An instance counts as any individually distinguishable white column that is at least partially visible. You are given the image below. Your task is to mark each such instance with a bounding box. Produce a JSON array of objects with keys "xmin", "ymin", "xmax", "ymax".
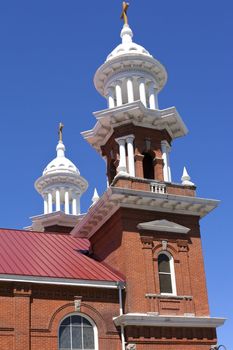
[
  {"xmin": 126, "ymin": 135, "xmax": 135, "ymax": 177},
  {"xmin": 107, "ymin": 87, "xmax": 115, "ymax": 108},
  {"xmin": 138, "ymin": 78, "xmax": 147, "ymax": 107},
  {"xmin": 48, "ymin": 192, "xmax": 53, "ymax": 214},
  {"xmin": 149, "ymin": 82, "xmax": 158, "ymax": 109},
  {"xmin": 167, "ymin": 147, "xmax": 172, "ymax": 182},
  {"xmin": 127, "ymin": 77, "xmax": 134, "ymax": 103},
  {"xmin": 116, "ymin": 138, "xmax": 127, "ymax": 174},
  {"xmin": 43, "ymin": 193, "xmax": 48, "ymax": 214},
  {"xmin": 72, "ymin": 194, "xmax": 80, "ymax": 215},
  {"xmin": 55, "ymin": 189, "xmax": 61, "ymax": 211},
  {"xmin": 161, "ymin": 140, "xmax": 172, "ymax": 182},
  {"xmin": 115, "ymin": 81, "xmax": 123, "ymax": 106},
  {"xmin": 64, "ymin": 190, "xmax": 70, "ymax": 214}
]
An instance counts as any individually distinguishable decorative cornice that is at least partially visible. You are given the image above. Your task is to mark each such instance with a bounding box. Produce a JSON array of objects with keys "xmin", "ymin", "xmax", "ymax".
[
  {"xmin": 81, "ymin": 101, "xmax": 188, "ymax": 154},
  {"xmin": 71, "ymin": 186, "xmax": 219, "ymax": 239},
  {"xmin": 26, "ymin": 211, "xmax": 85, "ymax": 232},
  {"xmin": 35, "ymin": 172, "xmax": 88, "ymax": 193},
  {"xmin": 113, "ymin": 313, "xmax": 226, "ymax": 328},
  {"xmin": 94, "ymin": 55, "xmax": 167, "ymax": 96}
]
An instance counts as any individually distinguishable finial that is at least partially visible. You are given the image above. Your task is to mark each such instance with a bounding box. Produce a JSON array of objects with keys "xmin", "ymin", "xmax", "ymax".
[
  {"xmin": 181, "ymin": 166, "xmax": 195, "ymax": 187},
  {"xmin": 58, "ymin": 122, "xmax": 64, "ymax": 142},
  {"xmin": 91, "ymin": 188, "xmax": 100, "ymax": 206},
  {"xmin": 120, "ymin": 2, "xmax": 130, "ymax": 25}
]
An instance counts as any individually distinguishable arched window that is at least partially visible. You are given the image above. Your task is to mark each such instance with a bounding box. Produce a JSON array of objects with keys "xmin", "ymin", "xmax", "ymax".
[
  {"xmin": 158, "ymin": 252, "xmax": 176, "ymax": 295},
  {"xmin": 143, "ymin": 152, "xmax": 154, "ymax": 179},
  {"xmin": 109, "ymin": 159, "xmax": 117, "ymax": 184},
  {"xmin": 59, "ymin": 314, "xmax": 98, "ymax": 350}
]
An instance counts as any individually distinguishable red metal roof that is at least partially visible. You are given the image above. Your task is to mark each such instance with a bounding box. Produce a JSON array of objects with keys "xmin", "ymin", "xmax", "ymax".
[{"xmin": 0, "ymin": 228, "xmax": 124, "ymax": 283}]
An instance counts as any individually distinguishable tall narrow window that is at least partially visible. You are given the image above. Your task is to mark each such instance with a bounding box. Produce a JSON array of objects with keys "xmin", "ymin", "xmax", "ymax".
[
  {"xmin": 109, "ymin": 159, "xmax": 117, "ymax": 184},
  {"xmin": 158, "ymin": 252, "xmax": 176, "ymax": 295},
  {"xmin": 143, "ymin": 152, "xmax": 154, "ymax": 179},
  {"xmin": 59, "ymin": 314, "xmax": 97, "ymax": 350}
]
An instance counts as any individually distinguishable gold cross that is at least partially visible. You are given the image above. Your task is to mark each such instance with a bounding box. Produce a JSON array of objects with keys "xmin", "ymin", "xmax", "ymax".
[
  {"xmin": 59, "ymin": 122, "xmax": 64, "ymax": 142},
  {"xmin": 120, "ymin": 2, "xmax": 130, "ymax": 25}
]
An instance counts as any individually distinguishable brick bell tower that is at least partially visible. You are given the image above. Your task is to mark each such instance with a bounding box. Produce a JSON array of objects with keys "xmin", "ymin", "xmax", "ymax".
[{"xmin": 72, "ymin": 5, "xmax": 225, "ymax": 349}]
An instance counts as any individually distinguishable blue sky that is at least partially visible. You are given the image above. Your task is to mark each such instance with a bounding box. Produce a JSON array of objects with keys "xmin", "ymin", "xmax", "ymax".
[{"xmin": 0, "ymin": 0, "xmax": 232, "ymax": 347}]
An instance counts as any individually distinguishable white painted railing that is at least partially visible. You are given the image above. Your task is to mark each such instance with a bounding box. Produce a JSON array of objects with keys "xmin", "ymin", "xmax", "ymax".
[{"xmin": 150, "ymin": 183, "xmax": 166, "ymax": 194}]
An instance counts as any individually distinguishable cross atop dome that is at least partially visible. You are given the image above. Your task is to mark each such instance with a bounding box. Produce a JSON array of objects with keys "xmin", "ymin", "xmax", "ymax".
[{"xmin": 120, "ymin": 2, "xmax": 130, "ymax": 25}]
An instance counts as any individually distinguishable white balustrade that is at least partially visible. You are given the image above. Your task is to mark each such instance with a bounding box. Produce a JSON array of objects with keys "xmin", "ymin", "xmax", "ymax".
[{"xmin": 150, "ymin": 183, "xmax": 166, "ymax": 194}]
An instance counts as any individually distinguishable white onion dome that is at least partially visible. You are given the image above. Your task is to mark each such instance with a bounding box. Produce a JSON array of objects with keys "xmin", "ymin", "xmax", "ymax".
[
  {"xmin": 107, "ymin": 25, "xmax": 151, "ymax": 60},
  {"xmin": 35, "ymin": 139, "xmax": 88, "ymax": 198},
  {"xmin": 43, "ymin": 141, "xmax": 79, "ymax": 176},
  {"xmin": 94, "ymin": 24, "xmax": 167, "ymax": 96}
]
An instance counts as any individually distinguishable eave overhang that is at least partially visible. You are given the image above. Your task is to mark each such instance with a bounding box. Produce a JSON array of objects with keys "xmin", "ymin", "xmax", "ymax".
[
  {"xmin": 26, "ymin": 211, "xmax": 84, "ymax": 232},
  {"xmin": 81, "ymin": 101, "xmax": 188, "ymax": 154},
  {"xmin": 71, "ymin": 186, "xmax": 219, "ymax": 239},
  {"xmin": 113, "ymin": 313, "xmax": 226, "ymax": 328},
  {"xmin": 0, "ymin": 274, "xmax": 124, "ymax": 289}
]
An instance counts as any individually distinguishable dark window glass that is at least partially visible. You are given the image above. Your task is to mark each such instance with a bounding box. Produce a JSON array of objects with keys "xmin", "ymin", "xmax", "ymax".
[
  {"xmin": 83, "ymin": 327, "xmax": 95, "ymax": 349},
  {"xmin": 159, "ymin": 273, "xmax": 173, "ymax": 293},
  {"xmin": 59, "ymin": 325, "xmax": 71, "ymax": 349},
  {"xmin": 143, "ymin": 152, "xmax": 154, "ymax": 179},
  {"xmin": 109, "ymin": 159, "xmax": 117, "ymax": 184},
  {"xmin": 59, "ymin": 315, "xmax": 95, "ymax": 350},
  {"xmin": 158, "ymin": 253, "xmax": 174, "ymax": 294},
  {"xmin": 158, "ymin": 254, "xmax": 170, "ymax": 273},
  {"xmin": 72, "ymin": 326, "xmax": 82, "ymax": 349},
  {"xmin": 71, "ymin": 315, "xmax": 82, "ymax": 326}
]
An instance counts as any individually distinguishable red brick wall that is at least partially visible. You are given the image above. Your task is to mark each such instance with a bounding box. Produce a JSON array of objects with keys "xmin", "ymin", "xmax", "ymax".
[
  {"xmin": 91, "ymin": 208, "xmax": 210, "ymax": 317},
  {"xmin": 0, "ymin": 283, "xmax": 122, "ymax": 350}
]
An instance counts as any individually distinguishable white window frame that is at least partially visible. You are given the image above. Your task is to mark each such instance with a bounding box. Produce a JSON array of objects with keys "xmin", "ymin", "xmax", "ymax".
[
  {"xmin": 58, "ymin": 312, "xmax": 99, "ymax": 350},
  {"xmin": 158, "ymin": 251, "xmax": 177, "ymax": 296}
]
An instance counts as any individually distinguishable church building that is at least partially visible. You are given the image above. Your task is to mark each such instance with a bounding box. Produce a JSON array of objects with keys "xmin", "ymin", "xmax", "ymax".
[{"xmin": 0, "ymin": 3, "xmax": 225, "ymax": 350}]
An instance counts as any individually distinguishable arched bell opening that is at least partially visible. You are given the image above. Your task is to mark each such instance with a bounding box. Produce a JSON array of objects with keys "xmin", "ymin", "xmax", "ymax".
[
  {"xmin": 142, "ymin": 152, "xmax": 155, "ymax": 180},
  {"xmin": 109, "ymin": 159, "xmax": 117, "ymax": 184}
]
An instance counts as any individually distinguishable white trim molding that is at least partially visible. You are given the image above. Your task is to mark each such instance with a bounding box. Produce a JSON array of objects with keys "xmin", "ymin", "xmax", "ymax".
[
  {"xmin": 71, "ymin": 186, "xmax": 219, "ymax": 239},
  {"xmin": 0, "ymin": 274, "xmax": 125, "ymax": 290},
  {"xmin": 158, "ymin": 251, "xmax": 177, "ymax": 296},
  {"xmin": 113, "ymin": 313, "xmax": 226, "ymax": 328},
  {"xmin": 137, "ymin": 219, "xmax": 190, "ymax": 234}
]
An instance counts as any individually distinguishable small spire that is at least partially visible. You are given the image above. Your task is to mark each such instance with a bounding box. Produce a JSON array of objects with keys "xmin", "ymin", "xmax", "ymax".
[
  {"xmin": 58, "ymin": 122, "xmax": 64, "ymax": 143},
  {"xmin": 92, "ymin": 188, "xmax": 99, "ymax": 205},
  {"xmin": 57, "ymin": 122, "xmax": 65, "ymax": 157},
  {"xmin": 120, "ymin": 2, "xmax": 130, "ymax": 25},
  {"xmin": 181, "ymin": 166, "xmax": 195, "ymax": 186}
]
